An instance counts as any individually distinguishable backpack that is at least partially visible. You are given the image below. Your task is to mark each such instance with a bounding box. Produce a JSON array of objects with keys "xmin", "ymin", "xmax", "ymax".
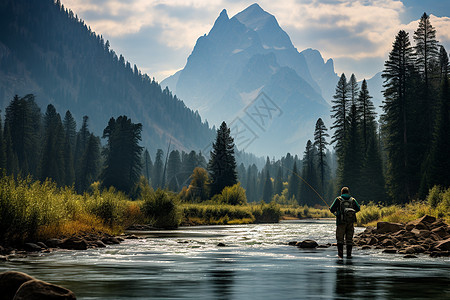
[{"xmin": 339, "ymin": 196, "xmax": 356, "ymax": 223}]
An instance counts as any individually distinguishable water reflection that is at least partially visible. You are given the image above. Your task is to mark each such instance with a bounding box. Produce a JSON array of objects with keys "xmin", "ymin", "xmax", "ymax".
[{"xmin": 0, "ymin": 221, "xmax": 448, "ymax": 299}]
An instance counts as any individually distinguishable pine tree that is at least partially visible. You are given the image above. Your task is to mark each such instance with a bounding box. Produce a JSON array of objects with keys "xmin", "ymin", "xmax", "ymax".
[
  {"xmin": 274, "ymin": 166, "xmax": 283, "ymax": 196},
  {"xmin": 331, "ymin": 74, "xmax": 350, "ymax": 157},
  {"xmin": 101, "ymin": 116, "xmax": 143, "ymax": 195},
  {"xmin": 313, "ymin": 118, "xmax": 329, "ymax": 195},
  {"xmin": 0, "ymin": 113, "xmax": 6, "ymax": 171},
  {"xmin": 143, "ymin": 148, "xmax": 153, "ymax": 184},
  {"xmin": 356, "ymin": 79, "xmax": 376, "ymax": 152},
  {"xmin": 4, "ymin": 122, "xmax": 18, "ymax": 175},
  {"xmin": 153, "ymin": 149, "xmax": 164, "ymax": 189},
  {"xmin": 245, "ymin": 164, "xmax": 258, "ymax": 202},
  {"xmin": 340, "ymin": 105, "xmax": 363, "ymax": 194},
  {"xmin": 288, "ymin": 161, "xmax": 300, "ymax": 202},
  {"xmin": 299, "ymin": 140, "xmax": 318, "ymax": 206},
  {"xmin": 349, "ymin": 73, "xmax": 359, "ymax": 106},
  {"xmin": 414, "ymin": 13, "xmax": 439, "ymax": 94},
  {"xmin": 77, "ymin": 133, "xmax": 100, "ymax": 192},
  {"xmin": 167, "ymin": 150, "xmax": 182, "ymax": 191},
  {"xmin": 39, "ymin": 104, "xmax": 65, "ymax": 185},
  {"xmin": 382, "ymin": 30, "xmax": 415, "ymax": 202},
  {"xmin": 421, "ymin": 46, "xmax": 450, "ymax": 192},
  {"xmin": 262, "ymin": 169, "xmax": 273, "ymax": 203},
  {"xmin": 208, "ymin": 121, "xmax": 237, "ymax": 196},
  {"xmin": 63, "ymin": 111, "xmax": 76, "ymax": 187}
]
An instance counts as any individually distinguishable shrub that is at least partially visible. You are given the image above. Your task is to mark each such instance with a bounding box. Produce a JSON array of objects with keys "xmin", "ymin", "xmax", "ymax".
[
  {"xmin": 252, "ymin": 201, "xmax": 281, "ymax": 223},
  {"xmin": 427, "ymin": 185, "xmax": 443, "ymax": 208},
  {"xmin": 141, "ymin": 189, "xmax": 181, "ymax": 228},
  {"xmin": 220, "ymin": 183, "xmax": 247, "ymax": 205}
]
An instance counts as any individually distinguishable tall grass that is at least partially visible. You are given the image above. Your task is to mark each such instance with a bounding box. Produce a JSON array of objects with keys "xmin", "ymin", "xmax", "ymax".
[{"xmin": 0, "ymin": 175, "xmax": 143, "ymax": 244}]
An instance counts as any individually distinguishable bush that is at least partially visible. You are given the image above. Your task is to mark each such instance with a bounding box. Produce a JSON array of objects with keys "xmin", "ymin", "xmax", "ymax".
[
  {"xmin": 252, "ymin": 201, "xmax": 281, "ymax": 223},
  {"xmin": 427, "ymin": 185, "xmax": 443, "ymax": 208},
  {"xmin": 141, "ymin": 189, "xmax": 181, "ymax": 228},
  {"xmin": 219, "ymin": 183, "xmax": 247, "ymax": 205}
]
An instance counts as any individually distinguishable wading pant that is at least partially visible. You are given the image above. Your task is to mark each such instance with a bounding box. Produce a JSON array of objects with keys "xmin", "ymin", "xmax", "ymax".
[{"xmin": 336, "ymin": 222, "xmax": 354, "ymax": 245}]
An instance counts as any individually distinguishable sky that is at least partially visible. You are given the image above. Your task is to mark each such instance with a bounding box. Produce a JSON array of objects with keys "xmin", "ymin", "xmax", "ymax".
[{"xmin": 62, "ymin": 0, "xmax": 450, "ymax": 83}]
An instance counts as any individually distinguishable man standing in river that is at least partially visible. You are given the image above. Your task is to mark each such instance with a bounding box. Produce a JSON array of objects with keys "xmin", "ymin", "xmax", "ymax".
[{"xmin": 330, "ymin": 187, "xmax": 360, "ymax": 259}]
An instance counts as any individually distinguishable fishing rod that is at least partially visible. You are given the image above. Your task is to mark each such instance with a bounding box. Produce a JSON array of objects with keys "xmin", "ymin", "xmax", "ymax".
[{"xmin": 280, "ymin": 165, "xmax": 330, "ymax": 209}]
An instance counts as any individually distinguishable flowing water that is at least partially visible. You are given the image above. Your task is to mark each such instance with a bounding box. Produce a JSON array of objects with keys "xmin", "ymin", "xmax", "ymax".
[{"xmin": 1, "ymin": 220, "xmax": 449, "ymax": 299}]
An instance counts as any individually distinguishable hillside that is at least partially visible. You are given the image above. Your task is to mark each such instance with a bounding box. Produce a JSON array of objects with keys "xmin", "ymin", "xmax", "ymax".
[{"xmin": 0, "ymin": 0, "xmax": 215, "ymax": 152}]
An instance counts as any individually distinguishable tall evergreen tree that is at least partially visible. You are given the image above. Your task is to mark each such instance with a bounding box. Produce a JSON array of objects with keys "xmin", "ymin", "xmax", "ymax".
[
  {"xmin": 152, "ymin": 149, "xmax": 164, "ymax": 188},
  {"xmin": 0, "ymin": 113, "xmax": 6, "ymax": 171},
  {"xmin": 143, "ymin": 148, "xmax": 153, "ymax": 184},
  {"xmin": 313, "ymin": 118, "xmax": 329, "ymax": 195},
  {"xmin": 208, "ymin": 121, "xmax": 237, "ymax": 196},
  {"xmin": 287, "ymin": 161, "xmax": 300, "ymax": 202},
  {"xmin": 62, "ymin": 111, "xmax": 76, "ymax": 187},
  {"xmin": 39, "ymin": 104, "xmax": 65, "ymax": 185},
  {"xmin": 274, "ymin": 166, "xmax": 284, "ymax": 196},
  {"xmin": 167, "ymin": 150, "xmax": 182, "ymax": 191},
  {"xmin": 101, "ymin": 116, "xmax": 143, "ymax": 195},
  {"xmin": 382, "ymin": 30, "xmax": 415, "ymax": 202},
  {"xmin": 76, "ymin": 133, "xmax": 100, "ymax": 192},
  {"xmin": 4, "ymin": 94, "xmax": 41, "ymax": 176},
  {"xmin": 299, "ymin": 140, "xmax": 318, "ymax": 206},
  {"xmin": 63, "ymin": 110, "xmax": 77, "ymax": 151},
  {"xmin": 331, "ymin": 74, "xmax": 350, "ymax": 157},
  {"xmin": 245, "ymin": 164, "xmax": 258, "ymax": 202},
  {"xmin": 262, "ymin": 169, "xmax": 273, "ymax": 203},
  {"xmin": 356, "ymin": 79, "xmax": 376, "ymax": 152},
  {"xmin": 340, "ymin": 105, "xmax": 363, "ymax": 193},
  {"xmin": 349, "ymin": 73, "xmax": 359, "ymax": 106},
  {"xmin": 3, "ymin": 122, "xmax": 18, "ymax": 175},
  {"xmin": 421, "ymin": 46, "xmax": 450, "ymax": 192}
]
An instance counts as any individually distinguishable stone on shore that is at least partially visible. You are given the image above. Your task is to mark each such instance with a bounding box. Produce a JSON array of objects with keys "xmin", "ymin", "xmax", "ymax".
[
  {"xmin": 60, "ymin": 237, "xmax": 88, "ymax": 250},
  {"xmin": 435, "ymin": 238, "xmax": 450, "ymax": 251},
  {"xmin": 297, "ymin": 240, "xmax": 318, "ymax": 248},
  {"xmin": 24, "ymin": 243, "xmax": 42, "ymax": 252},
  {"xmin": 45, "ymin": 238, "xmax": 63, "ymax": 248},
  {"xmin": 0, "ymin": 271, "xmax": 35, "ymax": 300},
  {"xmin": 13, "ymin": 279, "xmax": 76, "ymax": 300},
  {"xmin": 376, "ymin": 222, "xmax": 403, "ymax": 234}
]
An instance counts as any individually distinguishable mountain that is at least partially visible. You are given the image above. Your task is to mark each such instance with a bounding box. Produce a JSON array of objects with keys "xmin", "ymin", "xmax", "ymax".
[
  {"xmin": 162, "ymin": 4, "xmax": 333, "ymax": 156},
  {"xmin": 0, "ymin": 0, "xmax": 215, "ymax": 153}
]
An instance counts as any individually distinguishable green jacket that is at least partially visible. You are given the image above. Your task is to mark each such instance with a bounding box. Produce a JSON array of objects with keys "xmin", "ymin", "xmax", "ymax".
[{"xmin": 330, "ymin": 194, "xmax": 360, "ymax": 225}]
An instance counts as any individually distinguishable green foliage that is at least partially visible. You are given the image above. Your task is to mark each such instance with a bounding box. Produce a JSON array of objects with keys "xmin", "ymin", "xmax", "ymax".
[
  {"xmin": 141, "ymin": 189, "xmax": 181, "ymax": 228},
  {"xmin": 181, "ymin": 203, "xmax": 254, "ymax": 225},
  {"xmin": 208, "ymin": 121, "xmax": 238, "ymax": 196},
  {"xmin": 427, "ymin": 185, "xmax": 443, "ymax": 208},
  {"xmin": 252, "ymin": 201, "xmax": 281, "ymax": 223},
  {"xmin": 214, "ymin": 183, "xmax": 247, "ymax": 205},
  {"xmin": 101, "ymin": 116, "xmax": 143, "ymax": 195}
]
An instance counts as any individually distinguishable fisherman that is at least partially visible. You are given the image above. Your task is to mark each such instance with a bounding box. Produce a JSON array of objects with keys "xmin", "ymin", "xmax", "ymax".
[{"xmin": 330, "ymin": 187, "xmax": 360, "ymax": 259}]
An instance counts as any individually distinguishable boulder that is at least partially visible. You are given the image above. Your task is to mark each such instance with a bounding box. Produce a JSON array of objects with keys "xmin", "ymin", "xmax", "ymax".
[
  {"xmin": 297, "ymin": 240, "xmax": 318, "ymax": 248},
  {"xmin": 431, "ymin": 226, "xmax": 449, "ymax": 239},
  {"xmin": 367, "ymin": 237, "xmax": 378, "ymax": 245},
  {"xmin": 435, "ymin": 238, "xmax": 450, "ymax": 251},
  {"xmin": 13, "ymin": 279, "xmax": 76, "ymax": 300},
  {"xmin": 45, "ymin": 239, "xmax": 63, "ymax": 248},
  {"xmin": 407, "ymin": 215, "xmax": 436, "ymax": 226},
  {"xmin": 382, "ymin": 248, "xmax": 397, "ymax": 254},
  {"xmin": 36, "ymin": 242, "xmax": 48, "ymax": 249},
  {"xmin": 126, "ymin": 235, "xmax": 139, "ymax": 239},
  {"xmin": 381, "ymin": 239, "xmax": 395, "ymax": 247},
  {"xmin": 0, "ymin": 271, "xmax": 35, "ymax": 300},
  {"xmin": 361, "ymin": 245, "xmax": 372, "ymax": 250},
  {"xmin": 317, "ymin": 244, "xmax": 331, "ymax": 248},
  {"xmin": 377, "ymin": 222, "xmax": 403, "ymax": 234},
  {"xmin": 24, "ymin": 243, "xmax": 42, "ymax": 252},
  {"xmin": 414, "ymin": 222, "xmax": 430, "ymax": 231},
  {"xmin": 288, "ymin": 241, "xmax": 297, "ymax": 246},
  {"xmin": 405, "ymin": 224, "xmax": 414, "ymax": 231},
  {"xmin": 93, "ymin": 240, "xmax": 106, "ymax": 248},
  {"xmin": 403, "ymin": 254, "xmax": 417, "ymax": 258},
  {"xmin": 101, "ymin": 237, "xmax": 120, "ymax": 245},
  {"xmin": 404, "ymin": 245, "xmax": 426, "ymax": 254},
  {"xmin": 429, "ymin": 220, "xmax": 446, "ymax": 229},
  {"xmin": 60, "ymin": 238, "xmax": 88, "ymax": 250},
  {"xmin": 217, "ymin": 243, "xmax": 226, "ymax": 247}
]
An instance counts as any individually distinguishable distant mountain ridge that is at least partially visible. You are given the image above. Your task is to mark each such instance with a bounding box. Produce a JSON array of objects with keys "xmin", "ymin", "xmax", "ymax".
[
  {"xmin": 162, "ymin": 3, "xmax": 340, "ymax": 156},
  {"xmin": 0, "ymin": 0, "xmax": 215, "ymax": 153}
]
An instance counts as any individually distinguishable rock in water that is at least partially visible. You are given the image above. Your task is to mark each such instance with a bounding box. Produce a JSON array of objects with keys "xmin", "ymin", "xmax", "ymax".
[
  {"xmin": 13, "ymin": 279, "xmax": 76, "ymax": 300},
  {"xmin": 297, "ymin": 240, "xmax": 318, "ymax": 248},
  {"xmin": 60, "ymin": 238, "xmax": 88, "ymax": 250},
  {"xmin": 0, "ymin": 271, "xmax": 34, "ymax": 300}
]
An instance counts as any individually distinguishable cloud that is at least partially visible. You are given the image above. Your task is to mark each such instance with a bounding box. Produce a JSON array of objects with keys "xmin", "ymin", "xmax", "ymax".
[{"xmin": 61, "ymin": 0, "xmax": 450, "ymax": 81}]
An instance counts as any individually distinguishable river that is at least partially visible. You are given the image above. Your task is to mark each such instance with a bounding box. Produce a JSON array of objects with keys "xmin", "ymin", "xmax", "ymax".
[{"xmin": 1, "ymin": 220, "xmax": 449, "ymax": 299}]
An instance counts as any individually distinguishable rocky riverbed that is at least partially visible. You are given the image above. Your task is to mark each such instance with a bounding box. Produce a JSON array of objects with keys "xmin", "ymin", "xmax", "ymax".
[
  {"xmin": 354, "ymin": 215, "xmax": 450, "ymax": 258},
  {"xmin": 0, "ymin": 231, "xmax": 142, "ymax": 262}
]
